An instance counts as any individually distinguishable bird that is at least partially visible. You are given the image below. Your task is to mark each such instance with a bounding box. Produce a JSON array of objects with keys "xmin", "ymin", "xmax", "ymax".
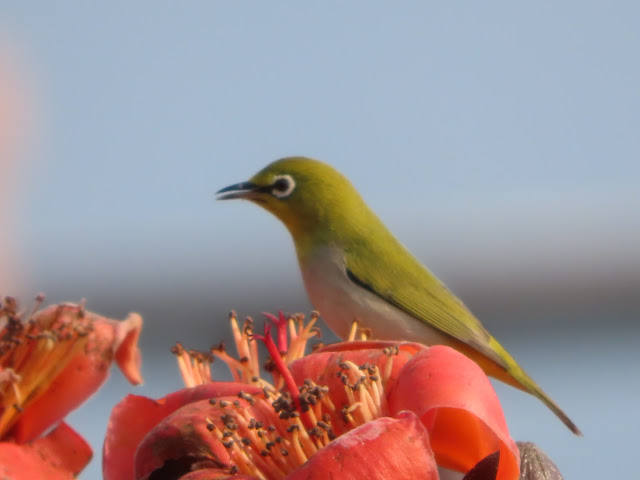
[{"xmin": 216, "ymin": 156, "xmax": 581, "ymax": 435}]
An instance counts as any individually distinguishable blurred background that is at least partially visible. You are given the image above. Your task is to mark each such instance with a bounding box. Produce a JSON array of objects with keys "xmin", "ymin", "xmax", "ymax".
[{"xmin": 1, "ymin": 2, "xmax": 639, "ymax": 479}]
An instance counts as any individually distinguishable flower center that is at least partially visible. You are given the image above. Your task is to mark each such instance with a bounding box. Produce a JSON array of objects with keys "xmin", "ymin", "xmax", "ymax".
[{"xmin": 173, "ymin": 312, "xmax": 396, "ymax": 479}]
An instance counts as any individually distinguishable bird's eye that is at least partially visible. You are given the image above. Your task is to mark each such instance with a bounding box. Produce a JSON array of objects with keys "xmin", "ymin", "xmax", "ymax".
[{"xmin": 270, "ymin": 175, "xmax": 295, "ymax": 198}]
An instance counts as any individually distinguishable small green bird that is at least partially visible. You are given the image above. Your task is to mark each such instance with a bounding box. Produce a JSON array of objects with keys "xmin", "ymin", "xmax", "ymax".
[{"xmin": 217, "ymin": 156, "xmax": 581, "ymax": 435}]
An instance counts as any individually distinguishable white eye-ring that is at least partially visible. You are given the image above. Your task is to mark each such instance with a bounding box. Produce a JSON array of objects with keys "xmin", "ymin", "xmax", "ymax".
[{"xmin": 271, "ymin": 174, "xmax": 296, "ymax": 198}]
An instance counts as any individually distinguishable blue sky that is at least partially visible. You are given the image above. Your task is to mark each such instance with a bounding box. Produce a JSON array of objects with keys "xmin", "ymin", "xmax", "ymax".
[
  {"xmin": 2, "ymin": 3, "xmax": 639, "ymax": 479},
  {"xmin": 2, "ymin": 3, "xmax": 637, "ymax": 294}
]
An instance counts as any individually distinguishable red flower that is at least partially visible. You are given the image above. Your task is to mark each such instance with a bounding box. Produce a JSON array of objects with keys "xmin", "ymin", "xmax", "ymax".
[
  {"xmin": 0, "ymin": 298, "xmax": 143, "ymax": 479},
  {"xmin": 104, "ymin": 313, "xmax": 519, "ymax": 480},
  {"xmin": 291, "ymin": 341, "xmax": 519, "ymax": 480}
]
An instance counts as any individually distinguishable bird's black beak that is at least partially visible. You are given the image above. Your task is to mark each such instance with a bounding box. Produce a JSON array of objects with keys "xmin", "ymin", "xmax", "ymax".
[{"xmin": 215, "ymin": 181, "xmax": 261, "ymax": 200}]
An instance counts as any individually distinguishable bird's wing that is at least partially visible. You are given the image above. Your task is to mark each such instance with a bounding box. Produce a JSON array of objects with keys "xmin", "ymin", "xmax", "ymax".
[{"xmin": 344, "ymin": 248, "xmax": 508, "ymax": 369}]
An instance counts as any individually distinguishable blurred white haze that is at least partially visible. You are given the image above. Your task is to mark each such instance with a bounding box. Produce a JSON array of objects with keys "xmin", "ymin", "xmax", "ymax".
[{"xmin": 1, "ymin": 3, "xmax": 639, "ymax": 479}]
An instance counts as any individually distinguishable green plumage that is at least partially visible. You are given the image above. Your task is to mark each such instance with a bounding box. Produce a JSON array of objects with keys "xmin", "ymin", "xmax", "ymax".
[{"xmin": 217, "ymin": 156, "xmax": 581, "ymax": 435}]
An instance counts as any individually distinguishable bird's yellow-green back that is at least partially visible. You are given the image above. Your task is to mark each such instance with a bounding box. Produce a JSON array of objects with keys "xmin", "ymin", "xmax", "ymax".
[{"xmin": 246, "ymin": 157, "xmax": 509, "ymax": 366}]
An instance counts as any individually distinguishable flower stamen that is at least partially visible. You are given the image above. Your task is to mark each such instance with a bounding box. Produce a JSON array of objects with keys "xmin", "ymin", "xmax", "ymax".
[
  {"xmin": 0, "ymin": 300, "xmax": 93, "ymax": 436},
  {"xmin": 172, "ymin": 312, "xmax": 400, "ymax": 479},
  {"xmin": 347, "ymin": 319, "xmax": 359, "ymax": 342}
]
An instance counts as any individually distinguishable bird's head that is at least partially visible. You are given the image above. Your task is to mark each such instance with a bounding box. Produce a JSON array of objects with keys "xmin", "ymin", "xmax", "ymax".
[{"xmin": 217, "ymin": 157, "xmax": 366, "ymax": 240}]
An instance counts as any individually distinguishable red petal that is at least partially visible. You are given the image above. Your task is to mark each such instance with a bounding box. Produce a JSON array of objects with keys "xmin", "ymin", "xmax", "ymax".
[
  {"xmin": 0, "ymin": 422, "xmax": 92, "ymax": 480},
  {"xmin": 286, "ymin": 411, "xmax": 438, "ymax": 480},
  {"xmin": 29, "ymin": 421, "xmax": 93, "ymax": 475},
  {"xmin": 134, "ymin": 399, "xmax": 232, "ymax": 480},
  {"xmin": 103, "ymin": 383, "xmax": 260, "ymax": 480},
  {"xmin": 388, "ymin": 346, "xmax": 520, "ymax": 480},
  {"xmin": 10, "ymin": 310, "xmax": 144, "ymax": 443},
  {"xmin": 113, "ymin": 313, "xmax": 144, "ymax": 385}
]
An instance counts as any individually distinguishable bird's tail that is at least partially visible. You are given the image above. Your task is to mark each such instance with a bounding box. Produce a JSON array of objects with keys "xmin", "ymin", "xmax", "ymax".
[{"xmin": 485, "ymin": 337, "xmax": 583, "ymax": 436}]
